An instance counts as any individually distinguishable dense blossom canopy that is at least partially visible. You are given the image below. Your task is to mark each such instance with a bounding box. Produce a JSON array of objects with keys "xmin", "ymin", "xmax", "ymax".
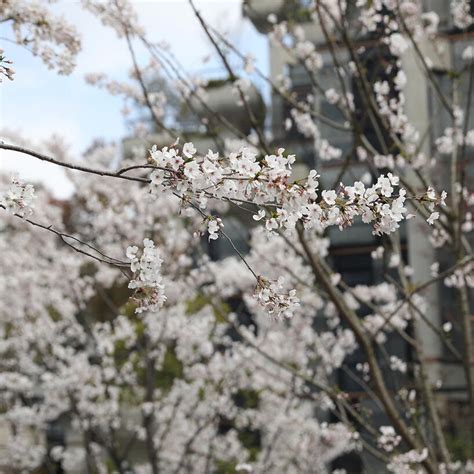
[{"xmin": 1, "ymin": 0, "xmax": 474, "ymax": 473}]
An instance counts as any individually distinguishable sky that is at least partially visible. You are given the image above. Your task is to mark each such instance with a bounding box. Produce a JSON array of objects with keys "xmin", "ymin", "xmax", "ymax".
[{"xmin": 0, "ymin": 0, "xmax": 269, "ymax": 198}]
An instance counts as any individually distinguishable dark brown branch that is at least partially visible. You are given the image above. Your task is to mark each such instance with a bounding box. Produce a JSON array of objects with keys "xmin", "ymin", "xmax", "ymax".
[
  {"xmin": 0, "ymin": 143, "xmax": 151, "ymax": 184},
  {"xmin": 1, "ymin": 204, "xmax": 130, "ymax": 269}
]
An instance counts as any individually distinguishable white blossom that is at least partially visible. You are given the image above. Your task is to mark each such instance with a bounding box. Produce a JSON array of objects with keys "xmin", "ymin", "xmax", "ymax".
[
  {"xmin": 0, "ymin": 177, "xmax": 36, "ymax": 217},
  {"xmin": 378, "ymin": 426, "xmax": 401, "ymax": 452},
  {"xmin": 127, "ymin": 238, "xmax": 166, "ymax": 313}
]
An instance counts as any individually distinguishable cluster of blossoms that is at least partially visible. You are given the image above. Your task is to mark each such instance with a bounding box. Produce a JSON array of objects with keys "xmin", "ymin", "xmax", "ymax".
[
  {"xmin": 0, "ymin": 177, "xmax": 36, "ymax": 217},
  {"xmin": 425, "ymin": 186, "xmax": 447, "ymax": 226},
  {"xmin": 255, "ymin": 276, "xmax": 300, "ymax": 319},
  {"xmin": 444, "ymin": 261, "xmax": 474, "ymax": 289},
  {"xmin": 389, "ymin": 355, "xmax": 408, "ymax": 373},
  {"xmin": 342, "ymin": 282, "xmax": 423, "ymax": 344},
  {"xmin": 387, "ymin": 448, "xmax": 429, "ymax": 473},
  {"xmin": 372, "ymin": 73, "xmax": 421, "ymax": 154},
  {"xmin": 377, "ymin": 426, "xmax": 402, "ymax": 453},
  {"xmin": 358, "ymin": 0, "xmax": 442, "ymax": 41},
  {"xmin": 148, "ymin": 143, "xmax": 443, "ymax": 240},
  {"xmin": 207, "ymin": 216, "xmax": 224, "ymax": 241},
  {"xmin": 143, "ymin": 142, "xmax": 448, "ymax": 319},
  {"xmin": 81, "ymin": 0, "xmax": 145, "ymax": 38},
  {"xmin": 126, "ymin": 238, "xmax": 166, "ymax": 312},
  {"xmin": 1, "ymin": 0, "xmax": 81, "ymax": 75},
  {"xmin": 436, "ymin": 127, "xmax": 474, "ymax": 155},
  {"xmin": 85, "ymin": 72, "xmax": 143, "ymax": 102},
  {"xmin": 451, "ymin": 0, "xmax": 473, "ymax": 29}
]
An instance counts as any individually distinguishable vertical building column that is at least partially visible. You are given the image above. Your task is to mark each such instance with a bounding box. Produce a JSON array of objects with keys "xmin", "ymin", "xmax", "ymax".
[{"xmin": 401, "ymin": 37, "xmax": 451, "ymax": 384}]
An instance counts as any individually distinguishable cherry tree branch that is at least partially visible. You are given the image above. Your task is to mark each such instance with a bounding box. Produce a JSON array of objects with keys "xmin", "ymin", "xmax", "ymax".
[{"xmin": 0, "ymin": 143, "xmax": 151, "ymax": 184}]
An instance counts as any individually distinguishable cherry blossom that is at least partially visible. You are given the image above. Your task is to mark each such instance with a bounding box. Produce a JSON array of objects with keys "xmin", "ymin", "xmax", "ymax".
[
  {"xmin": 0, "ymin": 177, "xmax": 36, "ymax": 217},
  {"xmin": 127, "ymin": 238, "xmax": 167, "ymax": 313}
]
